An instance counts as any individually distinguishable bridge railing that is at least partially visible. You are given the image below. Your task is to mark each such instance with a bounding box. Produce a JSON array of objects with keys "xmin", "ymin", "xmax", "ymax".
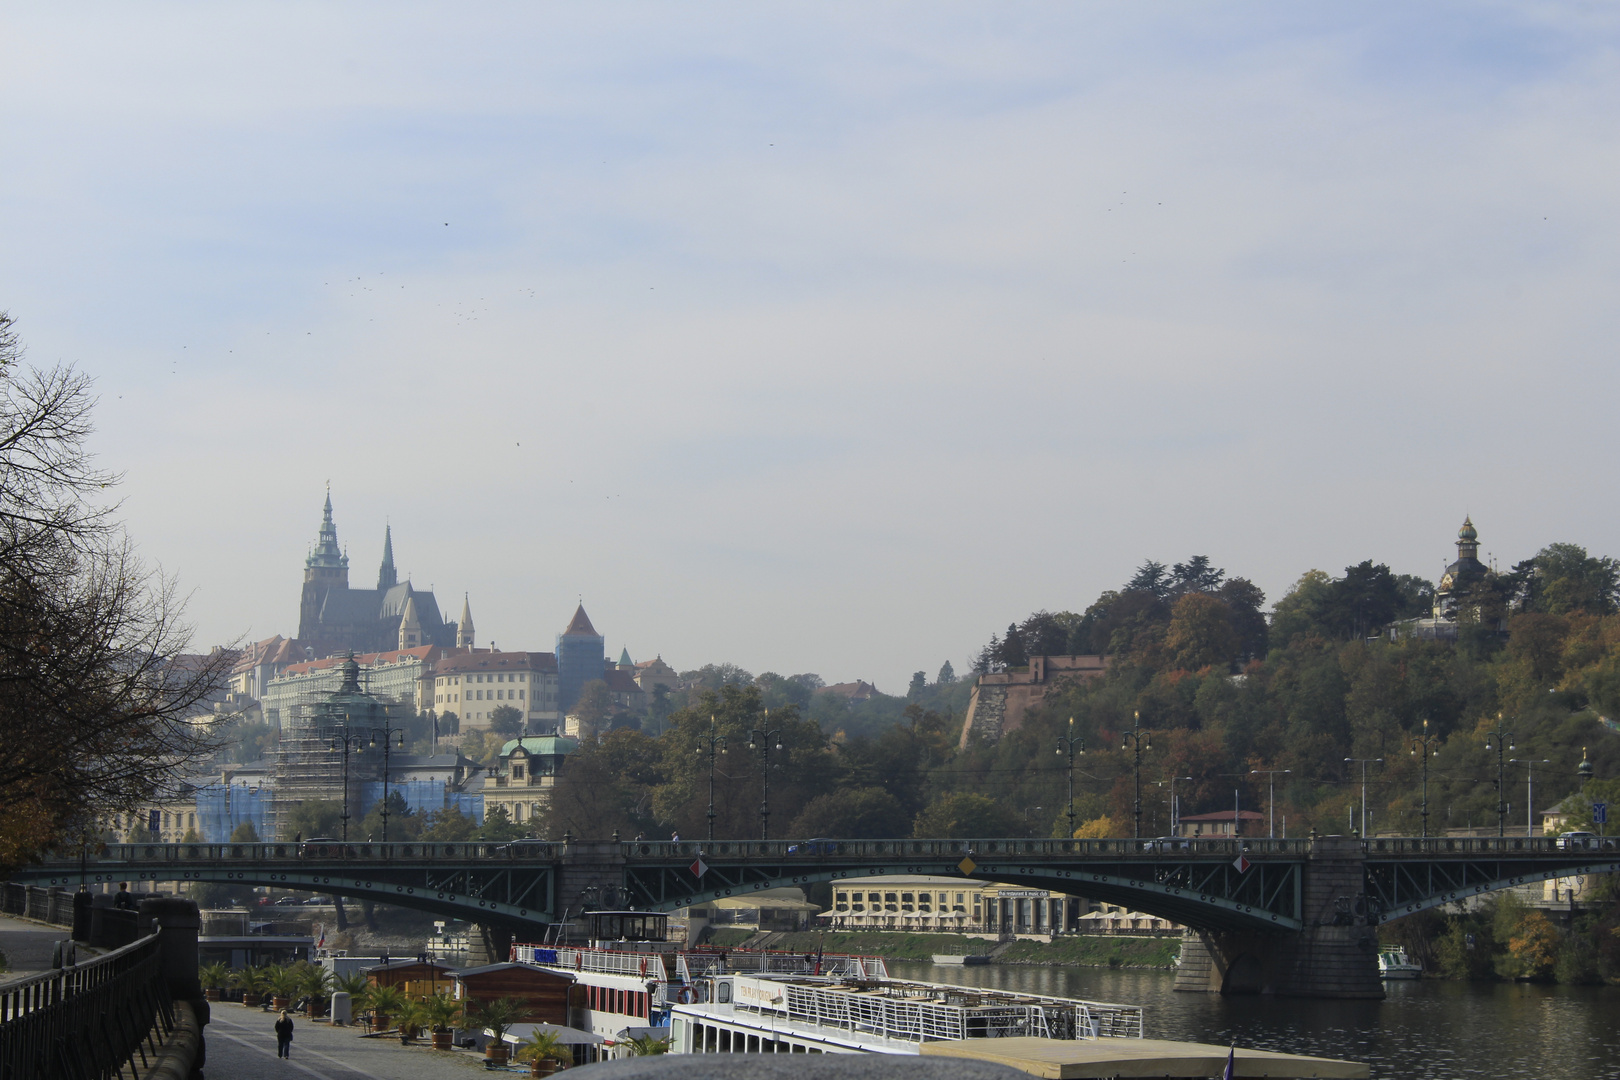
[
  {"xmin": 1365, "ymin": 836, "xmax": 1620, "ymax": 856},
  {"xmin": 618, "ymin": 837, "xmax": 1312, "ymax": 859},
  {"xmin": 80, "ymin": 840, "xmax": 567, "ymax": 863}
]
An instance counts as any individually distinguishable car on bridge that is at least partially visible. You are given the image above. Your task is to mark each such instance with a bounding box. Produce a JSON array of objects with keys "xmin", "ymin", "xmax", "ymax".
[
  {"xmin": 787, "ymin": 839, "xmax": 839, "ymax": 855},
  {"xmin": 1557, "ymin": 831, "xmax": 1601, "ymax": 850}
]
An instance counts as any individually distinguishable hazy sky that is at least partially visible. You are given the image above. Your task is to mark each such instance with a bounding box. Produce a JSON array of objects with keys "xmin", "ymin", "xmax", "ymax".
[{"xmin": 3, "ymin": 4, "xmax": 1617, "ymax": 692}]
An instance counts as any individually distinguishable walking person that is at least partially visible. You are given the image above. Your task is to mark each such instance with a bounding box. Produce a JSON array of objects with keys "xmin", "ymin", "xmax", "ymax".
[{"xmin": 274, "ymin": 1010, "xmax": 294, "ymax": 1058}]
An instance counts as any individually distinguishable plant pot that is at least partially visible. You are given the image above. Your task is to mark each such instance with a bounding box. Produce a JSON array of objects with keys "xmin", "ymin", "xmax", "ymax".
[
  {"xmin": 431, "ymin": 1031, "xmax": 453, "ymax": 1050},
  {"xmin": 373, "ymin": 1014, "xmax": 391, "ymax": 1031},
  {"xmin": 530, "ymin": 1059, "xmax": 559, "ymax": 1076},
  {"xmin": 307, "ymin": 1002, "xmax": 325, "ymax": 1019},
  {"xmin": 487, "ymin": 1043, "xmax": 512, "ymax": 1065},
  {"xmin": 204, "ymin": 989, "xmax": 221, "ymax": 1001},
  {"xmin": 271, "ymin": 996, "xmax": 290, "ymax": 1011}
]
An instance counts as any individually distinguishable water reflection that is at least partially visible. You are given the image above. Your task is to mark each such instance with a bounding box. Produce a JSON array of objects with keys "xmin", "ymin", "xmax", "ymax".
[{"xmin": 888, "ymin": 961, "xmax": 1620, "ymax": 1079}]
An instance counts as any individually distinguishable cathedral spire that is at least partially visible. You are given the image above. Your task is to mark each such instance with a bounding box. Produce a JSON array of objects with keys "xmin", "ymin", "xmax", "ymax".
[
  {"xmin": 456, "ymin": 593, "xmax": 475, "ymax": 648},
  {"xmin": 377, "ymin": 524, "xmax": 398, "ymax": 590},
  {"xmin": 304, "ymin": 491, "xmax": 348, "ymax": 574}
]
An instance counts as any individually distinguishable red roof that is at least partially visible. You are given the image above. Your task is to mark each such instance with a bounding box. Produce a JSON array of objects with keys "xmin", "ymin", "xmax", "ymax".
[
  {"xmin": 562, "ymin": 604, "xmax": 599, "ymax": 637},
  {"xmin": 282, "ymin": 645, "xmax": 438, "ymax": 676},
  {"xmin": 1179, "ymin": 810, "xmax": 1266, "ymax": 823},
  {"xmin": 434, "ymin": 651, "xmax": 557, "ymax": 675}
]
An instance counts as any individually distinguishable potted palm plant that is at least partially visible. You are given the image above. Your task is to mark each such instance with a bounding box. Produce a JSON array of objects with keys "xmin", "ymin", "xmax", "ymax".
[
  {"xmin": 266, "ymin": 965, "xmax": 301, "ymax": 1011},
  {"xmin": 198, "ymin": 962, "xmax": 230, "ymax": 1002},
  {"xmin": 332, "ymin": 971, "xmax": 369, "ymax": 1025},
  {"xmin": 399, "ymin": 999, "xmax": 433, "ymax": 1044},
  {"xmin": 516, "ymin": 1028, "xmax": 572, "ymax": 1076},
  {"xmin": 422, "ymin": 991, "xmax": 463, "ymax": 1051},
  {"xmin": 624, "ymin": 1033, "xmax": 671, "ymax": 1057},
  {"xmin": 231, "ymin": 966, "xmax": 270, "ymax": 1009},
  {"xmin": 298, "ymin": 964, "xmax": 334, "ymax": 1018},
  {"xmin": 366, "ymin": 983, "xmax": 408, "ymax": 1032},
  {"xmin": 463, "ymin": 997, "xmax": 524, "ymax": 1065}
]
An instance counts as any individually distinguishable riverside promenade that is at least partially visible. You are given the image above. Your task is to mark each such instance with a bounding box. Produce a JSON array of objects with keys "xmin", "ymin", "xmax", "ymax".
[{"xmin": 204, "ymin": 1009, "xmax": 496, "ymax": 1080}]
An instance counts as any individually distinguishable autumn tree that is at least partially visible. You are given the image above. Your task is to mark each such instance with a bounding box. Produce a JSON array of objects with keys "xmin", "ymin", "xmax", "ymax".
[{"xmin": 0, "ymin": 310, "xmax": 230, "ymax": 869}]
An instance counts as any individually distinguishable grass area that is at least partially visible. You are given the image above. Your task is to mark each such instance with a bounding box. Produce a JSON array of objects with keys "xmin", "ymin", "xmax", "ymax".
[
  {"xmin": 998, "ymin": 936, "xmax": 1180, "ymax": 969},
  {"xmin": 704, "ymin": 929, "xmax": 1181, "ymax": 968}
]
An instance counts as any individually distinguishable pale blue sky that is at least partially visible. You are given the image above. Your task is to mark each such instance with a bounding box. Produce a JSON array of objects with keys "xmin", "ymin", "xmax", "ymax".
[{"xmin": 3, "ymin": 3, "xmax": 1617, "ymax": 690}]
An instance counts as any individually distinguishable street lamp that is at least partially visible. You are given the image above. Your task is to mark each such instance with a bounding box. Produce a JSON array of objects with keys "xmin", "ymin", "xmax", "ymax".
[
  {"xmin": 1509, "ymin": 757, "xmax": 1550, "ymax": 837},
  {"xmin": 328, "ymin": 714, "xmax": 406, "ymax": 842},
  {"xmin": 1023, "ymin": 807, "xmax": 1044, "ymax": 838},
  {"xmin": 1157, "ymin": 776, "xmax": 1194, "ymax": 837},
  {"xmin": 1484, "ymin": 714, "xmax": 1516, "ymax": 838},
  {"xmin": 1409, "ymin": 719, "xmax": 1442, "ymax": 839},
  {"xmin": 1122, "ymin": 712, "xmax": 1152, "ymax": 839},
  {"xmin": 1250, "ymin": 768, "xmax": 1290, "ymax": 839},
  {"xmin": 1055, "ymin": 718, "xmax": 1086, "ymax": 839},
  {"xmin": 1344, "ymin": 758, "xmax": 1383, "ymax": 838},
  {"xmin": 748, "ymin": 717, "xmax": 784, "ymax": 842},
  {"xmin": 694, "ymin": 716, "xmax": 728, "ymax": 843}
]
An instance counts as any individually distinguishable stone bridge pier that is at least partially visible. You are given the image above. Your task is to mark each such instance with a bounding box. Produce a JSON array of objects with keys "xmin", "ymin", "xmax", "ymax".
[{"xmin": 1174, "ymin": 837, "xmax": 1383, "ymax": 998}]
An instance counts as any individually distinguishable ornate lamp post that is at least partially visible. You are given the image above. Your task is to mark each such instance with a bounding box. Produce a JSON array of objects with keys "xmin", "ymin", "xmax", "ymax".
[
  {"xmin": 748, "ymin": 717, "xmax": 784, "ymax": 841},
  {"xmin": 1250, "ymin": 768, "xmax": 1290, "ymax": 839},
  {"xmin": 1484, "ymin": 715, "xmax": 1516, "ymax": 838},
  {"xmin": 1121, "ymin": 712, "xmax": 1152, "ymax": 839},
  {"xmin": 694, "ymin": 716, "xmax": 728, "ymax": 843},
  {"xmin": 1159, "ymin": 775, "xmax": 1194, "ymax": 837},
  {"xmin": 1055, "ymin": 718, "xmax": 1086, "ymax": 839},
  {"xmin": 328, "ymin": 713, "xmax": 406, "ymax": 842},
  {"xmin": 1409, "ymin": 718, "xmax": 1442, "ymax": 838}
]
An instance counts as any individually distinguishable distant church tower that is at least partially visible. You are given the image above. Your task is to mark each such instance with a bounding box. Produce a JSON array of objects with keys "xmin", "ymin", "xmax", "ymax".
[
  {"xmin": 556, "ymin": 604, "xmax": 605, "ymax": 714},
  {"xmin": 456, "ymin": 594, "xmax": 475, "ymax": 648},
  {"xmin": 1435, "ymin": 515, "xmax": 1489, "ymax": 620},
  {"xmin": 298, "ymin": 492, "xmax": 350, "ymax": 643},
  {"xmin": 377, "ymin": 524, "xmax": 398, "ymax": 591}
]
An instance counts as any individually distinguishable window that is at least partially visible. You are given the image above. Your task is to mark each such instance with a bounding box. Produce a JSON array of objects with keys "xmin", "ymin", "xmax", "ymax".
[
  {"xmin": 518, "ymin": 689, "xmax": 524, "ymax": 699},
  {"xmin": 513, "ymin": 765, "xmax": 525, "ymax": 779}
]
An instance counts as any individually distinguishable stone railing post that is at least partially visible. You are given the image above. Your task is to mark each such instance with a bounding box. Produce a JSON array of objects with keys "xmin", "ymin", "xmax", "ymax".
[{"xmin": 140, "ymin": 896, "xmax": 210, "ymax": 1073}]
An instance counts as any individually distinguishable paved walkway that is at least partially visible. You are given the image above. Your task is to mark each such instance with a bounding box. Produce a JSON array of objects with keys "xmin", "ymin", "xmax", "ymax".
[
  {"xmin": 0, "ymin": 914, "xmax": 74, "ymax": 979},
  {"xmin": 204, "ymin": 1009, "xmax": 502, "ymax": 1080}
]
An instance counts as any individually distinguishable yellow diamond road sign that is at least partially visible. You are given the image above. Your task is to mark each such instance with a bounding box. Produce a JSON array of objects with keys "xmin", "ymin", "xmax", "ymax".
[{"xmin": 958, "ymin": 856, "xmax": 977, "ymax": 875}]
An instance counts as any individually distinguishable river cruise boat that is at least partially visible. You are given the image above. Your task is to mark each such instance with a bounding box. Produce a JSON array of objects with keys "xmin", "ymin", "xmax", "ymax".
[
  {"xmin": 509, "ymin": 910, "xmax": 1143, "ymax": 1056},
  {"xmin": 1378, "ymin": 946, "xmax": 1422, "ymax": 980}
]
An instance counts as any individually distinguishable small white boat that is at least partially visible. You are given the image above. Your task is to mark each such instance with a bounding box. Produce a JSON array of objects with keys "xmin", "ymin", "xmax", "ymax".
[
  {"xmin": 931, "ymin": 954, "xmax": 990, "ymax": 966},
  {"xmin": 1378, "ymin": 947, "xmax": 1422, "ymax": 980}
]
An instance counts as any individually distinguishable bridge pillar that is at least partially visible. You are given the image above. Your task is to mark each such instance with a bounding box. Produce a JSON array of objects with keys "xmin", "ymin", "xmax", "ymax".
[
  {"xmin": 1174, "ymin": 836, "xmax": 1382, "ymax": 999},
  {"xmin": 557, "ymin": 841, "xmax": 629, "ymax": 922}
]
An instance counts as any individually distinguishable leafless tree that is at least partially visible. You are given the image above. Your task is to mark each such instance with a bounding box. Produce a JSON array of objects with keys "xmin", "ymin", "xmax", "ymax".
[{"xmin": 0, "ymin": 311, "xmax": 230, "ymax": 866}]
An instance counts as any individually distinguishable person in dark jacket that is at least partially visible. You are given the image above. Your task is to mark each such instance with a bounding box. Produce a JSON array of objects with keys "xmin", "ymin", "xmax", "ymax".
[
  {"xmin": 274, "ymin": 1011, "xmax": 294, "ymax": 1058},
  {"xmin": 113, "ymin": 882, "xmax": 136, "ymax": 910}
]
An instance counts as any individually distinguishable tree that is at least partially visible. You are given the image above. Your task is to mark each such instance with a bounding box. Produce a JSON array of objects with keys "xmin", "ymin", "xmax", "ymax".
[
  {"xmin": 0, "ymin": 313, "xmax": 231, "ymax": 869},
  {"xmin": 1532, "ymin": 543, "xmax": 1620, "ymax": 616},
  {"xmin": 906, "ymin": 672, "xmax": 927, "ymax": 700},
  {"xmin": 1164, "ymin": 593, "xmax": 1238, "ymax": 671},
  {"xmin": 570, "ymin": 680, "xmax": 612, "ymax": 738},
  {"xmin": 936, "ymin": 661, "xmax": 955, "ymax": 685},
  {"xmin": 1125, "ymin": 561, "xmax": 1171, "ymax": 599},
  {"xmin": 230, "ymin": 820, "xmax": 261, "ymax": 843},
  {"xmin": 358, "ymin": 791, "xmax": 420, "ymax": 842},
  {"xmin": 911, "ymin": 793, "xmax": 1022, "ymax": 838},
  {"xmin": 421, "ymin": 806, "xmax": 478, "ymax": 841},
  {"xmin": 488, "ymin": 705, "xmax": 524, "ymax": 736},
  {"xmin": 477, "ymin": 804, "xmax": 524, "ymax": 842},
  {"xmin": 788, "ymin": 787, "xmax": 904, "ymax": 838},
  {"xmin": 282, "ymin": 798, "xmax": 343, "ymax": 840}
]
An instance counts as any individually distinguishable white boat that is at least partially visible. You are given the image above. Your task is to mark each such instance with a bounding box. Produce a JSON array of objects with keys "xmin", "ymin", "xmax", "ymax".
[
  {"xmin": 509, "ymin": 910, "xmax": 1142, "ymax": 1058},
  {"xmin": 1378, "ymin": 947, "xmax": 1422, "ymax": 980}
]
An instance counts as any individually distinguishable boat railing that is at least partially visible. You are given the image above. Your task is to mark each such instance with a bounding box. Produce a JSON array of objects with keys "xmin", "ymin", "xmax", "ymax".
[
  {"xmin": 702, "ymin": 949, "xmax": 890, "ymax": 981},
  {"xmin": 768, "ymin": 982, "xmax": 1142, "ymax": 1044},
  {"xmin": 512, "ymin": 944, "xmax": 666, "ymax": 979}
]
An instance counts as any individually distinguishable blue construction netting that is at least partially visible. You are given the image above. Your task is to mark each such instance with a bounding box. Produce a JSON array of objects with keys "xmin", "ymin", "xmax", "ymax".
[
  {"xmin": 194, "ymin": 783, "xmax": 272, "ymax": 843},
  {"xmin": 358, "ymin": 780, "xmax": 484, "ymax": 828}
]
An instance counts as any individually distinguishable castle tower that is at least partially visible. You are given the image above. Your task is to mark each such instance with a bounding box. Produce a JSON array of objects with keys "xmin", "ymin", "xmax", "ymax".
[
  {"xmin": 618, "ymin": 647, "xmax": 634, "ymax": 670},
  {"xmin": 377, "ymin": 524, "xmax": 398, "ymax": 591},
  {"xmin": 456, "ymin": 594, "xmax": 475, "ymax": 648},
  {"xmin": 556, "ymin": 604, "xmax": 605, "ymax": 714},
  {"xmin": 398, "ymin": 589, "xmax": 422, "ymax": 651},
  {"xmin": 298, "ymin": 491, "xmax": 351, "ymax": 642},
  {"xmin": 1436, "ymin": 516, "xmax": 1489, "ymax": 620}
]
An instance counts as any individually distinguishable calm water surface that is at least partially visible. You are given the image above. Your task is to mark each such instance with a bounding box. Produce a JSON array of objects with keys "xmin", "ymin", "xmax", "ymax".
[{"xmin": 888, "ymin": 961, "xmax": 1620, "ymax": 1079}]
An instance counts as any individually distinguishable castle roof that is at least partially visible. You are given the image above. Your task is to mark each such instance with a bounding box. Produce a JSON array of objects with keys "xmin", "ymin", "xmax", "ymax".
[
  {"xmin": 563, "ymin": 604, "xmax": 599, "ymax": 637},
  {"xmin": 499, "ymin": 735, "xmax": 579, "ymax": 758},
  {"xmin": 280, "ymin": 645, "xmax": 440, "ymax": 676},
  {"xmin": 434, "ymin": 651, "xmax": 558, "ymax": 675}
]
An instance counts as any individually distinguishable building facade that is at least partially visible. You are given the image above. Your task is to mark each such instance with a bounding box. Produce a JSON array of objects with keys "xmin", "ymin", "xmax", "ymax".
[
  {"xmin": 432, "ymin": 650, "xmax": 561, "ymax": 731},
  {"xmin": 959, "ymin": 655, "xmax": 1111, "ymax": 747},
  {"xmin": 480, "ymin": 735, "xmax": 579, "ymax": 827}
]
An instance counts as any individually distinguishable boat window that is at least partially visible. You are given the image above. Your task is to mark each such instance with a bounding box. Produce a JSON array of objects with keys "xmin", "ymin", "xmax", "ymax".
[{"xmin": 717, "ymin": 981, "xmax": 732, "ymax": 1003}]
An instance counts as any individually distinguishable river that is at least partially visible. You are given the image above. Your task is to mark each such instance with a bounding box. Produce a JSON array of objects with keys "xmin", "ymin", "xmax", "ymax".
[{"xmin": 887, "ymin": 961, "xmax": 1620, "ymax": 1079}]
